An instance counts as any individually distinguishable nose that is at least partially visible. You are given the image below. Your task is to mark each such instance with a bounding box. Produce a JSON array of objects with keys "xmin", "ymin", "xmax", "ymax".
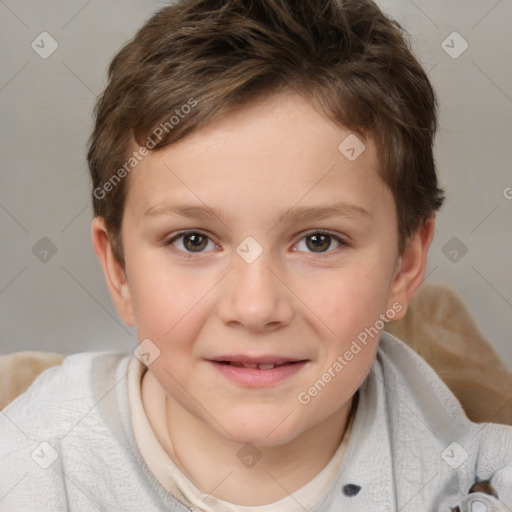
[{"xmin": 217, "ymin": 251, "xmax": 294, "ymax": 333}]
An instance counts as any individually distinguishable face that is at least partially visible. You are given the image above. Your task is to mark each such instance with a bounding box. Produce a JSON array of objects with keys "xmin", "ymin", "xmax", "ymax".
[{"xmin": 116, "ymin": 92, "xmax": 406, "ymax": 446}]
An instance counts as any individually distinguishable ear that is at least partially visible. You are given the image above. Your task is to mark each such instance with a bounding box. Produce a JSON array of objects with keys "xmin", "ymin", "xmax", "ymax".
[
  {"xmin": 387, "ymin": 216, "xmax": 435, "ymax": 320},
  {"xmin": 91, "ymin": 217, "xmax": 135, "ymax": 327}
]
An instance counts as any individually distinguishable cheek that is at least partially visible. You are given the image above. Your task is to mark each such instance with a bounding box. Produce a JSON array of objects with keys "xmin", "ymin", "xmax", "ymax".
[
  {"xmin": 297, "ymin": 338, "xmax": 378, "ymax": 421},
  {"xmin": 126, "ymin": 249, "xmax": 208, "ymax": 331},
  {"xmin": 299, "ymin": 265, "xmax": 394, "ymax": 340}
]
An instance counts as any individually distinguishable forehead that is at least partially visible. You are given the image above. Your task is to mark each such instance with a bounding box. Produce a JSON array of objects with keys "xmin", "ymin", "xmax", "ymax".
[{"xmin": 123, "ymin": 92, "xmax": 393, "ymax": 225}]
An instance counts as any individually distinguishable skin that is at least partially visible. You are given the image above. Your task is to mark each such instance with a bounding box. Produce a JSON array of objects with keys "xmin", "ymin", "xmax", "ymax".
[{"xmin": 92, "ymin": 91, "xmax": 434, "ymax": 505}]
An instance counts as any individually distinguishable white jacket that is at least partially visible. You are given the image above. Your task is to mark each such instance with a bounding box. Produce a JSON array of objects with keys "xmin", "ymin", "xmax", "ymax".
[{"xmin": 1, "ymin": 331, "xmax": 511, "ymax": 511}]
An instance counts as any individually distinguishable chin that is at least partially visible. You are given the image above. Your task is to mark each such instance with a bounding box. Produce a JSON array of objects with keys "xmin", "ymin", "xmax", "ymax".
[{"xmin": 216, "ymin": 410, "xmax": 305, "ymax": 448}]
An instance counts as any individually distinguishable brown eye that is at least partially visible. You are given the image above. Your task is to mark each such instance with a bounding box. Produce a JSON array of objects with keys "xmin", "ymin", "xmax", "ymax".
[
  {"xmin": 306, "ymin": 234, "xmax": 332, "ymax": 252},
  {"xmin": 168, "ymin": 231, "xmax": 216, "ymax": 254},
  {"xmin": 295, "ymin": 232, "xmax": 345, "ymax": 254},
  {"xmin": 182, "ymin": 233, "xmax": 208, "ymax": 252}
]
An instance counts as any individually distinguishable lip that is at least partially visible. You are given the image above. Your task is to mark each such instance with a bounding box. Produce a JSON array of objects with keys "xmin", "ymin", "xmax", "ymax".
[
  {"xmin": 211, "ymin": 354, "xmax": 303, "ymax": 365},
  {"xmin": 207, "ymin": 358, "xmax": 309, "ymax": 387}
]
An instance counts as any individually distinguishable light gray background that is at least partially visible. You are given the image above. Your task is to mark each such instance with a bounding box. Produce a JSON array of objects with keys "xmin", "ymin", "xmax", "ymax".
[{"xmin": 1, "ymin": 1, "xmax": 511, "ymax": 367}]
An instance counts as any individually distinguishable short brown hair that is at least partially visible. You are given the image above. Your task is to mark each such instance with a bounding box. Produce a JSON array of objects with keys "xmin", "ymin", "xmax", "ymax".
[{"xmin": 87, "ymin": 0, "xmax": 444, "ymax": 264}]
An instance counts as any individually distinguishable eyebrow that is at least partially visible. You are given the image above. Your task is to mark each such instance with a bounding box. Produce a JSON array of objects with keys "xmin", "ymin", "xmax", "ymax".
[{"xmin": 143, "ymin": 201, "xmax": 372, "ymax": 225}]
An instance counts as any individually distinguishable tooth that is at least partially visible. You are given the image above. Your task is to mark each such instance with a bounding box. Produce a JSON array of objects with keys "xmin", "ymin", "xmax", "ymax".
[
  {"xmin": 258, "ymin": 363, "xmax": 276, "ymax": 370},
  {"xmin": 242, "ymin": 363, "xmax": 258, "ymax": 368}
]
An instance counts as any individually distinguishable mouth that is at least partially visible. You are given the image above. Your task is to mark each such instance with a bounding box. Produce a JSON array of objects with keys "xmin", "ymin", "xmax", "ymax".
[
  {"xmin": 214, "ymin": 360, "xmax": 304, "ymax": 370},
  {"xmin": 207, "ymin": 356, "xmax": 309, "ymax": 387}
]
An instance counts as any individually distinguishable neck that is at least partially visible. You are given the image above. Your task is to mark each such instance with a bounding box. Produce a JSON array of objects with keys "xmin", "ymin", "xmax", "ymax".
[{"xmin": 164, "ymin": 394, "xmax": 355, "ymax": 506}]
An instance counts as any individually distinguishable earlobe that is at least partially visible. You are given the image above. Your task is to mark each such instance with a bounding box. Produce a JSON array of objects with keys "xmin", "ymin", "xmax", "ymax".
[
  {"xmin": 387, "ymin": 216, "xmax": 435, "ymax": 319},
  {"xmin": 91, "ymin": 217, "xmax": 135, "ymax": 327}
]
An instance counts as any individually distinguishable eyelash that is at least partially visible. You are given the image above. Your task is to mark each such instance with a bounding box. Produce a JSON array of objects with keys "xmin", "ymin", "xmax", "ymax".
[{"xmin": 165, "ymin": 229, "xmax": 349, "ymax": 259}]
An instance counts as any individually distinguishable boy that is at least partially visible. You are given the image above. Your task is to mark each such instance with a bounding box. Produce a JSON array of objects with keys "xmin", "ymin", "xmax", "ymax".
[{"xmin": 1, "ymin": 0, "xmax": 512, "ymax": 510}]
